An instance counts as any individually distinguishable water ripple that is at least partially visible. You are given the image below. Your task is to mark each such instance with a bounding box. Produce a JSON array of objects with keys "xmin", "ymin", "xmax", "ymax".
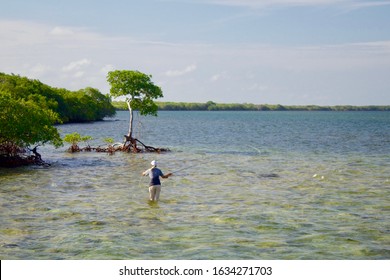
[{"xmin": 1, "ymin": 111, "xmax": 389, "ymax": 259}]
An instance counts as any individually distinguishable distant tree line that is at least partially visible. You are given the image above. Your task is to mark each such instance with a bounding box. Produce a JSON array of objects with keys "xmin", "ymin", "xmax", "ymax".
[{"xmin": 112, "ymin": 101, "xmax": 390, "ymax": 111}]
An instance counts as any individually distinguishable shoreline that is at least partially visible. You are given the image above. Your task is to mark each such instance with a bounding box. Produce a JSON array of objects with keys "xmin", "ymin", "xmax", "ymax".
[{"xmin": 113, "ymin": 101, "xmax": 390, "ymax": 111}]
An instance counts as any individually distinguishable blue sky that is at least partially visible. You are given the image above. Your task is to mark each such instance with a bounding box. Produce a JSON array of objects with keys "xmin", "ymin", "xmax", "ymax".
[{"xmin": 1, "ymin": 0, "xmax": 390, "ymax": 105}]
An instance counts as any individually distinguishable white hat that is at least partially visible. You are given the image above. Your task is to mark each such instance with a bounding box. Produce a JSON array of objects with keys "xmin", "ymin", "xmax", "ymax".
[{"xmin": 151, "ymin": 160, "xmax": 157, "ymax": 166}]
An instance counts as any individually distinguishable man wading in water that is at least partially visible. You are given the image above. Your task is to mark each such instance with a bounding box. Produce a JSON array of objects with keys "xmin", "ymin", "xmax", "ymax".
[{"xmin": 142, "ymin": 160, "xmax": 172, "ymax": 202}]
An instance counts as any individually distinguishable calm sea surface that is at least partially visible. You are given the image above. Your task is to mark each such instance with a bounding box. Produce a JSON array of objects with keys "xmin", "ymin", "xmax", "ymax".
[{"xmin": 1, "ymin": 111, "xmax": 389, "ymax": 259}]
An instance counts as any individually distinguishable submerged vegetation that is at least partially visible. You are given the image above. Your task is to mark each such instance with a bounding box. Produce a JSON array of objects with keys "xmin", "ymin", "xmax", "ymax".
[{"xmin": 112, "ymin": 101, "xmax": 390, "ymax": 111}]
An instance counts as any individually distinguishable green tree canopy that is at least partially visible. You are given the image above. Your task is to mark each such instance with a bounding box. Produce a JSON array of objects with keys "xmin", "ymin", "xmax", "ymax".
[
  {"xmin": 0, "ymin": 91, "xmax": 63, "ymax": 157},
  {"xmin": 107, "ymin": 70, "xmax": 163, "ymax": 138},
  {"xmin": 0, "ymin": 72, "xmax": 116, "ymax": 123},
  {"xmin": 107, "ymin": 70, "xmax": 163, "ymax": 115}
]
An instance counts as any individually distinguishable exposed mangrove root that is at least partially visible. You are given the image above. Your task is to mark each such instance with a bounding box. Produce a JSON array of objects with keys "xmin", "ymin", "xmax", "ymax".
[
  {"xmin": 66, "ymin": 136, "xmax": 169, "ymax": 154},
  {"xmin": 0, "ymin": 145, "xmax": 49, "ymax": 168},
  {"xmin": 0, "ymin": 155, "xmax": 50, "ymax": 168}
]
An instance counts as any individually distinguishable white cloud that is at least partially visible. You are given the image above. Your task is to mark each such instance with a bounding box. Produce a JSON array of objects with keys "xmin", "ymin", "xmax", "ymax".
[
  {"xmin": 0, "ymin": 20, "xmax": 48, "ymax": 47},
  {"xmin": 345, "ymin": 0, "xmax": 390, "ymax": 9},
  {"xmin": 49, "ymin": 26, "xmax": 75, "ymax": 36},
  {"xmin": 62, "ymin": 59, "xmax": 91, "ymax": 72},
  {"xmin": 1, "ymin": 19, "xmax": 389, "ymax": 104},
  {"xmin": 190, "ymin": 0, "xmax": 340, "ymax": 8},
  {"xmin": 29, "ymin": 63, "xmax": 51, "ymax": 77},
  {"xmin": 210, "ymin": 74, "xmax": 222, "ymax": 82},
  {"xmin": 194, "ymin": 0, "xmax": 390, "ymax": 9},
  {"xmin": 247, "ymin": 83, "xmax": 269, "ymax": 92},
  {"xmin": 73, "ymin": 71, "xmax": 85, "ymax": 78},
  {"xmin": 210, "ymin": 71, "xmax": 227, "ymax": 82},
  {"xmin": 100, "ymin": 64, "xmax": 115, "ymax": 74},
  {"xmin": 165, "ymin": 64, "xmax": 197, "ymax": 77}
]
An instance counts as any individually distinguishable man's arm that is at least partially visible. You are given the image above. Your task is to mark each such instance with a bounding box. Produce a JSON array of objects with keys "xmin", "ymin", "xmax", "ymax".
[{"xmin": 162, "ymin": 173, "xmax": 173, "ymax": 179}]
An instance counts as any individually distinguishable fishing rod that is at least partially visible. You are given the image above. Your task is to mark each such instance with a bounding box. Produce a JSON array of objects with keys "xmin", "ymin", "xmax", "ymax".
[
  {"xmin": 247, "ymin": 145, "xmax": 262, "ymax": 154},
  {"xmin": 170, "ymin": 162, "xmax": 202, "ymax": 174},
  {"xmin": 169, "ymin": 155, "xmax": 217, "ymax": 174}
]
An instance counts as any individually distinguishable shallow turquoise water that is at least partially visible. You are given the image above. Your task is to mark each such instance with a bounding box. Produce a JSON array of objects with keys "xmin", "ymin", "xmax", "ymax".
[{"xmin": 0, "ymin": 111, "xmax": 389, "ymax": 259}]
